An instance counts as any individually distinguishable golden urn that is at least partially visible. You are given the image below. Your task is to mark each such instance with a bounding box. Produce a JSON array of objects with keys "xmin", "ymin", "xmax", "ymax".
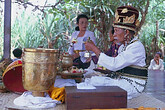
[
  {"xmin": 61, "ymin": 52, "xmax": 73, "ymax": 71},
  {"xmin": 22, "ymin": 48, "xmax": 59, "ymax": 97}
]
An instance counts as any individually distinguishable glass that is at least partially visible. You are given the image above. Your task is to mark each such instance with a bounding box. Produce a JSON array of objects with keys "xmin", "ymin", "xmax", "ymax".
[
  {"xmin": 83, "ymin": 37, "xmax": 91, "ymax": 58},
  {"xmin": 91, "ymin": 55, "xmax": 98, "ymax": 68}
]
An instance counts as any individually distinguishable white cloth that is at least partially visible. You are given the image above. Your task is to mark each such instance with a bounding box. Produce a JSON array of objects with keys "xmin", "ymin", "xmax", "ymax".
[
  {"xmin": 68, "ymin": 30, "xmax": 96, "ymax": 63},
  {"xmin": 77, "ymin": 82, "xmax": 96, "ymax": 89},
  {"xmin": 78, "ymin": 76, "xmax": 146, "ymax": 99},
  {"xmin": 54, "ymin": 76, "xmax": 76, "ymax": 88},
  {"xmin": 148, "ymin": 59, "xmax": 164, "ymax": 71},
  {"xmin": 14, "ymin": 91, "xmax": 61, "ymax": 109},
  {"xmin": 98, "ymin": 37, "xmax": 146, "ymax": 71}
]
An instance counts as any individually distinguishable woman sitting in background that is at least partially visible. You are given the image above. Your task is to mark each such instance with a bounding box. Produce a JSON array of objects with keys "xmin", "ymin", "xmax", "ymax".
[
  {"xmin": 148, "ymin": 52, "xmax": 164, "ymax": 71},
  {"xmin": 68, "ymin": 14, "xmax": 96, "ymax": 69}
]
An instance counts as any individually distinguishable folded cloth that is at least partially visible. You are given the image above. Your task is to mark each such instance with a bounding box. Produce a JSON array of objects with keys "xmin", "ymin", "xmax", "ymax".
[
  {"xmin": 54, "ymin": 76, "xmax": 76, "ymax": 88},
  {"xmin": 14, "ymin": 91, "xmax": 61, "ymax": 109},
  {"xmin": 77, "ymin": 82, "xmax": 96, "ymax": 89},
  {"xmin": 48, "ymin": 86, "xmax": 65, "ymax": 103}
]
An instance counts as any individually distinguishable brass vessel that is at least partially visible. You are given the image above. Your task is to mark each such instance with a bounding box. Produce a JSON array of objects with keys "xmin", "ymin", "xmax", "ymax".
[
  {"xmin": 61, "ymin": 52, "xmax": 73, "ymax": 71},
  {"xmin": 22, "ymin": 48, "xmax": 59, "ymax": 97}
]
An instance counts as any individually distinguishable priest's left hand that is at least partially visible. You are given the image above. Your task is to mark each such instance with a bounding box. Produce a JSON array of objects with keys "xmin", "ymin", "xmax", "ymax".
[
  {"xmin": 85, "ymin": 41, "xmax": 101, "ymax": 58},
  {"xmin": 85, "ymin": 41, "xmax": 95, "ymax": 51}
]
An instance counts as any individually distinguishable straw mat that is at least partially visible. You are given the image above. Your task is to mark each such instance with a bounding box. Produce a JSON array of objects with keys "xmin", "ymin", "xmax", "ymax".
[{"xmin": 0, "ymin": 92, "xmax": 165, "ymax": 110}]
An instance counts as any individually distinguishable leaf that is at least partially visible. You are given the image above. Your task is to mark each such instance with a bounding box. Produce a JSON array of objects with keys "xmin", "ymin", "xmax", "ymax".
[{"xmin": 64, "ymin": 0, "xmax": 71, "ymax": 3}]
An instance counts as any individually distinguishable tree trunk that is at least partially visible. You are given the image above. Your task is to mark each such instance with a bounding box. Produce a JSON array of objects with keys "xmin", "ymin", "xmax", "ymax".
[
  {"xmin": 156, "ymin": 21, "xmax": 159, "ymax": 49},
  {"xmin": 137, "ymin": 0, "xmax": 149, "ymax": 33}
]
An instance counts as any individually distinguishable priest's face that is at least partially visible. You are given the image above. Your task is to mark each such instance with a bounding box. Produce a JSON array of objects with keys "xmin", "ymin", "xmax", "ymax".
[{"xmin": 113, "ymin": 27, "xmax": 125, "ymax": 44}]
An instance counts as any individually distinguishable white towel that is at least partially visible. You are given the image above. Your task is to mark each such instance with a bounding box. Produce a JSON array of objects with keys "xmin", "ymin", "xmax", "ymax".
[
  {"xmin": 14, "ymin": 91, "xmax": 61, "ymax": 109},
  {"xmin": 77, "ymin": 82, "xmax": 96, "ymax": 89},
  {"xmin": 54, "ymin": 76, "xmax": 76, "ymax": 88}
]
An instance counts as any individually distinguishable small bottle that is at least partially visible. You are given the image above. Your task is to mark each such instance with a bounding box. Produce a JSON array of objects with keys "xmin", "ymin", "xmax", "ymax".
[
  {"xmin": 84, "ymin": 51, "xmax": 90, "ymax": 58},
  {"xmin": 84, "ymin": 37, "xmax": 91, "ymax": 58}
]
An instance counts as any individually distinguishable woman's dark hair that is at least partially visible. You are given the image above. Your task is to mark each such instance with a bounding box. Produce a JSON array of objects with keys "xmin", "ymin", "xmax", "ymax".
[
  {"xmin": 13, "ymin": 48, "xmax": 22, "ymax": 58},
  {"xmin": 156, "ymin": 52, "xmax": 162, "ymax": 58},
  {"xmin": 75, "ymin": 14, "xmax": 89, "ymax": 31}
]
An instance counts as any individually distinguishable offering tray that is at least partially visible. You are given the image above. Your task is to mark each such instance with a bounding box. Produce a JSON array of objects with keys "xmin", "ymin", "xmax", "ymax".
[{"xmin": 60, "ymin": 71, "xmax": 85, "ymax": 83}]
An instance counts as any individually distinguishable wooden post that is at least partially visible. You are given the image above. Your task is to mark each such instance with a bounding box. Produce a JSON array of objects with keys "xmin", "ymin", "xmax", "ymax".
[
  {"xmin": 0, "ymin": 0, "xmax": 12, "ymax": 76},
  {"xmin": 3, "ymin": 0, "xmax": 11, "ymax": 59}
]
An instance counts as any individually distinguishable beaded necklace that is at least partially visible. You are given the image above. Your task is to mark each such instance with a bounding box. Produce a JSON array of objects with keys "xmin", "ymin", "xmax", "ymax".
[{"xmin": 121, "ymin": 38, "xmax": 138, "ymax": 52}]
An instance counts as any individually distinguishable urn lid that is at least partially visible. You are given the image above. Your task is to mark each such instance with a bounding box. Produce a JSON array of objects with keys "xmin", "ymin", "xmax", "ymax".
[{"xmin": 24, "ymin": 48, "xmax": 59, "ymax": 53}]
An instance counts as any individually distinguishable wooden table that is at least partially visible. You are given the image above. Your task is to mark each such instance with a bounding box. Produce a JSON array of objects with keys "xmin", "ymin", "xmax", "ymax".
[{"xmin": 65, "ymin": 86, "xmax": 127, "ymax": 110}]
